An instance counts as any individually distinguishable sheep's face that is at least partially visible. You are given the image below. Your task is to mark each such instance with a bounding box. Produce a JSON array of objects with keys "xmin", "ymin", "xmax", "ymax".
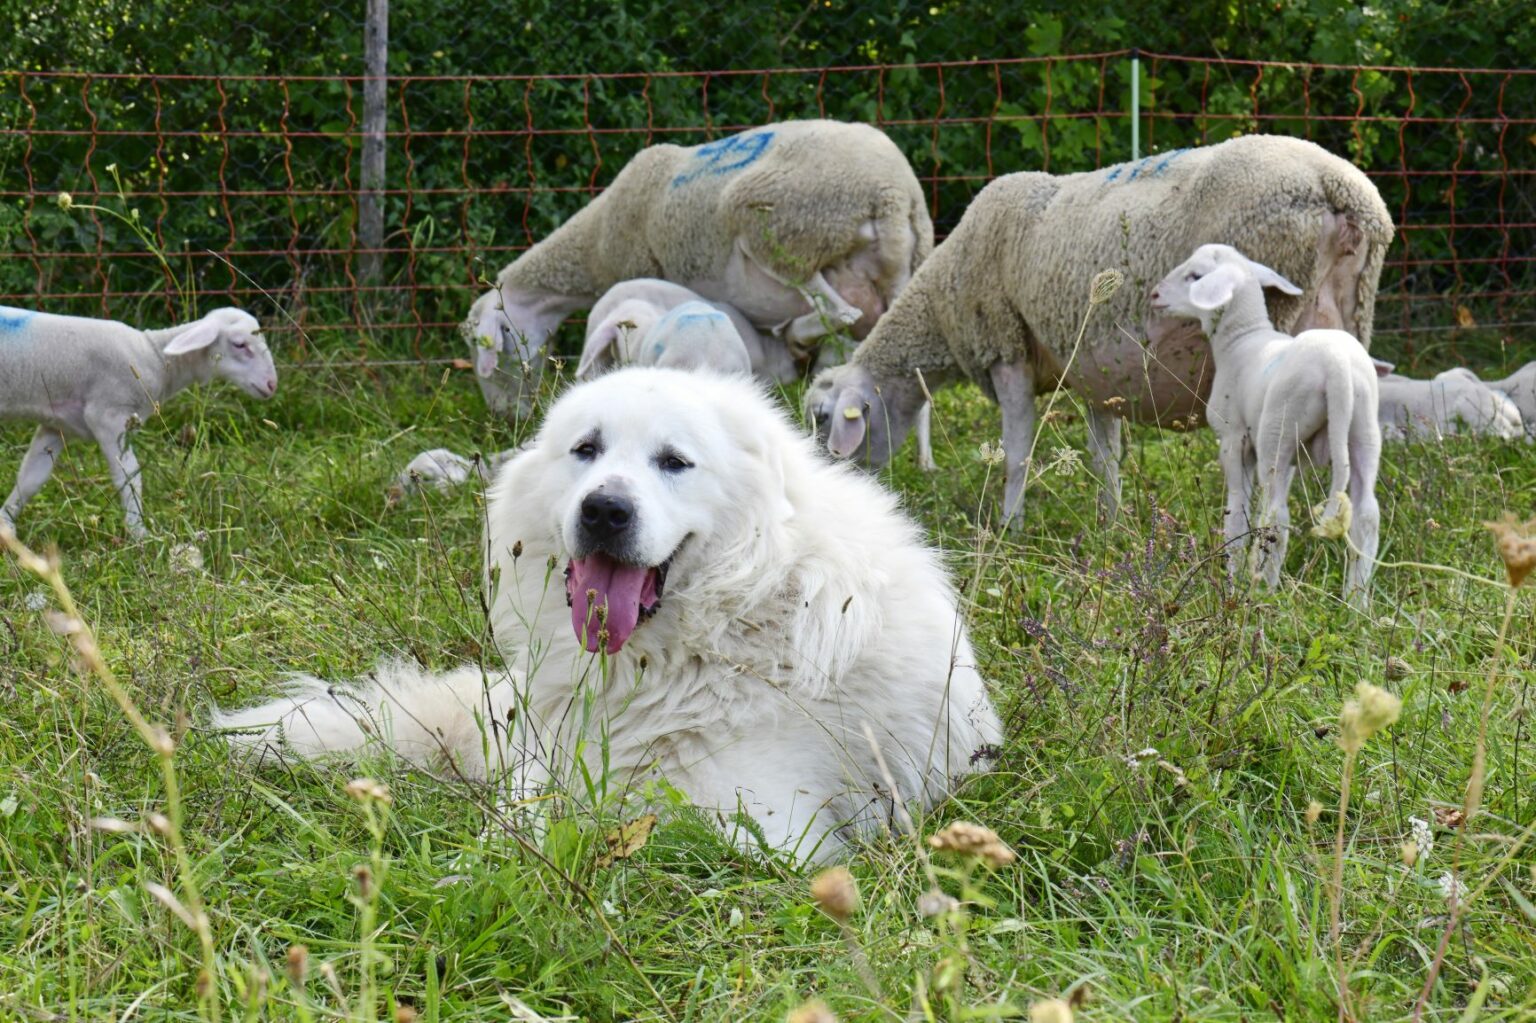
[
  {"xmin": 1151, "ymin": 243, "xmax": 1302, "ymax": 323},
  {"xmin": 467, "ymin": 289, "xmax": 542, "ymax": 419},
  {"xmin": 807, "ymin": 363, "xmax": 909, "ymax": 469},
  {"xmin": 163, "ymin": 308, "xmax": 277, "ymax": 399}
]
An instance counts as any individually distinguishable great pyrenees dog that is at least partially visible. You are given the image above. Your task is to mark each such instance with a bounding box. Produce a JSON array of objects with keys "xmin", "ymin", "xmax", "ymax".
[{"xmin": 218, "ymin": 368, "xmax": 1001, "ymax": 862}]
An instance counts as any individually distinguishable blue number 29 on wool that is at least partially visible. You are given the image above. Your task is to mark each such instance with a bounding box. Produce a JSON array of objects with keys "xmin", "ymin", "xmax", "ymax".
[{"xmin": 670, "ymin": 130, "xmax": 776, "ymax": 189}]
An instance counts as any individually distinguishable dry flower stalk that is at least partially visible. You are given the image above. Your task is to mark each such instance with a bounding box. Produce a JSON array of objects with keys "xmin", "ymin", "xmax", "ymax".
[
  {"xmin": 1485, "ymin": 513, "xmax": 1536, "ymax": 589},
  {"xmin": 928, "ymin": 821, "xmax": 1017, "ymax": 868}
]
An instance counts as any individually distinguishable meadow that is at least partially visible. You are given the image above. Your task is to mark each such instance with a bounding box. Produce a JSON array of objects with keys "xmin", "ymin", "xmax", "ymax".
[{"xmin": 1, "ymin": 336, "xmax": 1533, "ymax": 1021}]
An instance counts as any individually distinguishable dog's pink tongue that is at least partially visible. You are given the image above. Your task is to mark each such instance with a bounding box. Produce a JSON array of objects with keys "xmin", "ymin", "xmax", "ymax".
[{"xmin": 569, "ymin": 553, "xmax": 648, "ymax": 654}]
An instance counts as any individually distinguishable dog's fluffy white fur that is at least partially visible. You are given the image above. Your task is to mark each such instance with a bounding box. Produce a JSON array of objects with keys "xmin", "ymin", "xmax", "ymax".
[{"xmin": 217, "ymin": 367, "xmax": 1000, "ymax": 862}]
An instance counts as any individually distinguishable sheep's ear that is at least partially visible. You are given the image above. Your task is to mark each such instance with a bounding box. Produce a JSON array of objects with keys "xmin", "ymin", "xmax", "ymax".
[
  {"xmin": 1371, "ymin": 357, "xmax": 1395, "ymax": 378},
  {"xmin": 576, "ymin": 318, "xmax": 624, "ymax": 379},
  {"xmin": 1187, "ymin": 264, "xmax": 1243, "ymax": 311},
  {"xmin": 826, "ymin": 386, "xmax": 870, "ymax": 457},
  {"xmin": 473, "ymin": 336, "xmax": 500, "ymax": 378},
  {"xmin": 162, "ymin": 314, "xmax": 223, "ymax": 354},
  {"xmin": 1245, "ymin": 259, "xmax": 1304, "ymax": 296}
]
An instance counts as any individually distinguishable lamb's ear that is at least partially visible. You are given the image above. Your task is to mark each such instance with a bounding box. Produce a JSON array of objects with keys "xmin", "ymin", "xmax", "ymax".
[
  {"xmin": 162, "ymin": 314, "xmax": 223, "ymax": 355},
  {"xmin": 826, "ymin": 386, "xmax": 870, "ymax": 457},
  {"xmin": 1245, "ymin": 259, "xmax": 1304, "ymax": 296},
  {"xmin": 576, "ymin": 318, "xmax": 624, "ymax": 379},
  {"xmin": 473, "ymin": 335, "xmax": 500, "ymax": 378},
  {"xmin": 1187, "ymin": 264, "xmax": 1244, "ymax": 311},
  {"xmin": 1371, "ymin": 357, "xmax": 1395, "ymax": 378}
]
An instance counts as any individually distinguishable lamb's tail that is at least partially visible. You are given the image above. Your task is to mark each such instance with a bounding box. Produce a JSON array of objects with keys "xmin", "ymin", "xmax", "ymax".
[
  {"xmin": 1313, "ymin": 363, "xmax": 1356, "ymax": 539},
  {"xmin": 210, "ymin": 659, "xmax": 513, "ymax": 780},
  {"xmin": 1318, "ymin": 162, "xmax": 1394, "ymax": 349}
]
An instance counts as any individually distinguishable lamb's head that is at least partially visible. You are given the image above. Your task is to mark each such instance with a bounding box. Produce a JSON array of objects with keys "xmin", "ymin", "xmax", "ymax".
[
  {"xmin": 464, "ymin": 288, "xmax": 543, "ymax": 419},
  {"xmin": 806, "ymin": 363, "xmax": 920, "ymax": 469},
  {"xmin": 162, "ymin": 308, "xmax": 277, "ymax": 399},
  {"xmin": 1150, "ymin": 244, "xmax": 1303, "ymax": 329}
]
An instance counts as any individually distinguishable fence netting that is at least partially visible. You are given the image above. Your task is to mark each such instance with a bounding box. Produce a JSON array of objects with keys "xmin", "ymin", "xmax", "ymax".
[{"xmin": 3, "ymin": 51, "xmax": 1534, "ymax": 363}]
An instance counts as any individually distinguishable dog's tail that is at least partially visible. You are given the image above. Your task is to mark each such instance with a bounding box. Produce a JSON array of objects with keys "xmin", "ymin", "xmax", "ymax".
[{"xmin": 211, "ymin": 659, "xmax": 511, "ymax": 780}]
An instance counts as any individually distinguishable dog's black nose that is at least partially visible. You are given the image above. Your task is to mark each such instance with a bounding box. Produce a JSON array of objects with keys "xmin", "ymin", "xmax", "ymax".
[{"xmin": 579, "ymin": 490, "xmax": 634, "ymax": 542}]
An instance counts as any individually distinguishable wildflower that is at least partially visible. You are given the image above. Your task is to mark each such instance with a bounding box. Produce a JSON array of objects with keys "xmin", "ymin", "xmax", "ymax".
[
  {"xmin": 1338, "ymin": 681, "xmax": 1402, "ymax": 754},
  {"xmin": 810, "ymin": 866, "xmax": 858, "ymax": 923},
  {"xmin": 787, "ymin": 999, "xmax": 839, "ymax": 1023},
  {"xmin": 1304, "ymin": 800, "xmax": 1323, "ymax": 824},
  {"xmin": 56, "ymin": 192, "xmax": 74, "ymax": 211},
  {"xmin": 344, "ymin": 777, "xmax": 392, "ymax": 804},
  {"xmin": 928, "ymin": 821, "xmax": 1017, "ymax": 868},
  {"xmin": 977, "ymin": 440, "xmax": 1006, "ymax": 466},
  {"xmin": 1437, "ymin": 871, "xmax": 1468, "ymax": 908},
  {"xmin": 24, "ymin": 590, "xmax": 48, "ymax": 612},
  {"xmin": 1089, "ymin": 268, "xmax": 1124, "ymax": 305},
  {"xmin": 1484, "ymin": 513, "xmax": 1536, "ymax": 588},
  {"xmin": 1125, "ymin": 747, "xmax": 1158, "ymax": 769},
  {"xmin": 170, "ymin": 543, "xmax": 205, "ymax": 574},
  {"xmin": 1050, "ymin": 446, "xmax": 1083, "ymax": 477},
  {"xmin": 1029, "ymin": 998, "xmax": 1074, "ymax": 1023},
  {"xmin": 1310, "ymin": 491, "xmax": 1353, "ymax": 539},
  {"xmin": 1408, "ymin": 816, "xmax": 1433, "ymax": 862},
  {"xmin": 917, "ymin": 888, "xmax": 959, "ymax": 919}
]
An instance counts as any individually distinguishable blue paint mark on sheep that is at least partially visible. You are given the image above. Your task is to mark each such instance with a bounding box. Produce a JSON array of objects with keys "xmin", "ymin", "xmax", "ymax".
[
  {"xmin": 652, "ymin": 341, "xmax": 667, "ymax": 358},
  {"xmin": 670, "ymin": 131, "xmax": 776, "ymax": 188},
  {"xmin": 0, "ymin": 306, "xmax": 36, "ymax": 335},
  {"xmin": 1102, "ymin": 148, "xmax": 1188, "ymax": 184},
  {"xmin": 1261, "ymin": 351, "xmax": 1287, "ymax": 378}
]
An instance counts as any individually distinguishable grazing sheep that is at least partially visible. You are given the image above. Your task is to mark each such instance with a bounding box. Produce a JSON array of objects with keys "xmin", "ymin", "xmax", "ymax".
[
  {"xmin": 0, "ymin": 306, "xmax": 276, "ymax": 539},
  {"xmin": 576, "ymin": 280, "xmax": 772, "ymax": 379},
  {"xmin": 1150, "ymin": 244, "xmax": 1381, "ymax": 606},
  {"xmin": 1376, "ymin": 367, "xmax": 1525, "ymax": 442},
  {"xmin": 1487, "ymin": 361, "xmax": 1536, "ymax": 437},
  {"xmin": 384, "ymin": 447, "xmax": 517, "ymax": 507},
  {"xmin": 808, "ymin": 134, "xmax": 1393, "ymax": 526},
  {"xmin": 465, "ymin": 119, "xmax": 933, "ymax": 417}
]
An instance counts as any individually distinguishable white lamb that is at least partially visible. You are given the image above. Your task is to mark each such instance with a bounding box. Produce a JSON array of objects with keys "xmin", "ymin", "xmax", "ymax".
[
  {"xmin": 575, "ymin": 280, "xmax": 767, "ymax": 379},
  {"xmin": 0, "ymin": 305, "xmax": 276, "ymax": 539},
  {"xmin": 465, "ymin": 119, "xmax": 932, "ymax": 417},
  {"xmin": 1487, "ymin": 361, "xmax": 1536, "ymax": 438},
  {"xmin": 1150, "ymin": 244, "xmax": 1381, "ymax": 607},
  {"xmin": 1375, "ymin": 365, "xmax": 1524, "ymax": 442}
]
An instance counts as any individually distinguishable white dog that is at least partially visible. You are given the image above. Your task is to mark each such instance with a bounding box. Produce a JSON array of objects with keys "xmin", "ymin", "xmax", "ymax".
[{"xmin": 218, "ymin": 368, "xmax": 1001, "ymax": 862}]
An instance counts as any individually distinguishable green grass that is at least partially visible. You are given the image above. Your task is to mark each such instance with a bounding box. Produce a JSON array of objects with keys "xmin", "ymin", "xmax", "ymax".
[{"xmin": 1, "ymin": 349, "xmax": 1533, "ymax": 1022}]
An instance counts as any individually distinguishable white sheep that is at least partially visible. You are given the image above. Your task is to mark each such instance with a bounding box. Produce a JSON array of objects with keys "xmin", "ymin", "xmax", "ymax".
[
  {"xmin": 384, "ymin": 447, "xmax": 516, "ymax": 506},
  {"xmin": 1150, "ymin": 244, "xmax": 1381, "ymax": 606},
  {"xmin": 464, "ymin": 119, "xmax": 933, "ymax": 416},
  {"xmin": 1486, "ymin": 361, "xmax": 1536, "ymax": 438},
  {"xmin": 0, "ymin": 306, "xmax": 276, "ymax": 539},
  {"xmin": 807, "ymin": 134, "xmax": 1393, "ymax": 526},
  {"xmin": 575, "ymin": 279, "xmax": 768, "ymax": 379},
  {"xmin": 1375, "ymin": 366, "xmax": 1525, "ymax": 442}
]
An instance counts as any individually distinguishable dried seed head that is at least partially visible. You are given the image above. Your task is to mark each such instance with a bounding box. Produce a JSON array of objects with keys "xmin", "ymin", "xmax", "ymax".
[
  {"xmin": 1089, "ymin": 268, "xmax": 1124, "ymax": 305},
  {"xmin": 1339, "ymin": 681, "xmax": 1402, "ymax": 754},
  {"xmin": 917, "ymin": 888, "xmax": 960, "ymax": 919},
  {"xmin": 1030, "ymin": 998, "xmax": 1074, "ymax": 1023},
  {"xmin": 57, "ymin": 192, "xmax": 74, "ymax": 211},
  {"xmin": 1310, "ymin": 491, "xmax": 1354, "ymax": 540},
  {"xmin": 285, "ymin": 944, "xmax": 309, "ymax": 986},
  {"xmin": 394, "ymin": 1006, "xmax": 419, "ymax": 1023},
  {"xmin": 1484, "ymin": 513, "xmax": 1536, "ymax": 588},
  {"xmin": 354, "ymin": 864, "xmax": 374, "ymax": 899},
  {"xmin": 1384, "ymin": 656, "xmax": 1411, "ymax": 681},
  {"xmin": 195, "ymin": 968, "xmax": 214, "ymax": 1000},
  {"xmin": 810, "ymin": 866, "xmax": 858, "ymax": 923},
  {"xmin": 1400, "ymin": 841, "xmax": 1419, "ymax": 867},
  {"xmin": 146, "ymin": 812, "xmax": 172, "ymax": 836},
  {"xmin": 1304, "ymin": 800, "xmax": 1323, "ymax": 824},
  {"xmin": 787, "ymin": 999, "xmax": 839, "ymax": 1023},
  {"xmin": 928, "ymin": 821, "xmax": 1017, "ymax": 868}
]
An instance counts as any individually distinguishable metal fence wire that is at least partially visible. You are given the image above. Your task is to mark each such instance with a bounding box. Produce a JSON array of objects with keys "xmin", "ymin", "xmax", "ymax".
[{"xmin": 3, "ymin": 50, "xmax": 1534, "ymax": 364}]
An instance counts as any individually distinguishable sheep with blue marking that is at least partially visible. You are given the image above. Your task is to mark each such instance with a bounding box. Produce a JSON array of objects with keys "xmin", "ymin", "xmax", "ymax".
[
  {"xmin": 576, "ymin": 279, "xmax": 771, "ymax": 380},
  {"xmin": 806, "ymin": 134, "xmax": 1393, "ymax": 527},
  {"xmin": 464, "ymin": 119, "xmax": 933, "ymax": 417},
  {"xmin": 0, "ymin": 306, "xmax": 276, "ymax": 539}
]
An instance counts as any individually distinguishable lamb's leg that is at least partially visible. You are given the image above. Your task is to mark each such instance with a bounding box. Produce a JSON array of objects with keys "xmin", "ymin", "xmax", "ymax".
[
  {"xmin": 1344, "ymin": 427, "xmax": 1382, "ymax": 608},
  {"xmin": 1085, "ymin": 408, "xmax": 1123, "ymax": 522},
  {"xmin": 2, "ymin": 427, "xmax": 66, "ymax": 530},
  {"xmin": 1216, "ymin": 434, "xmax": 1254, "ymax": 580},
  {"xmin": 1251, "ymin": 439, "xmax": 1297, "ymax": 589},
  {"xmin": 915, "ymin": 402, "xmax": 936, "ymax": 472},
  {"xmin": 991, "ymin": 359, "xmax": 1036, "ymax": 531},
  {"xmin": 88, "ymin": 414, "xmax": 147, "ymax": 540}
]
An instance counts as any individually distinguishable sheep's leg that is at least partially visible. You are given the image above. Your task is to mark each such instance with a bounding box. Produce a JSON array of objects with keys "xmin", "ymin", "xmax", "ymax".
[
  {"xmin": 1343, "ymin": 427, "xmax": 1382, "ymax": 608},
  {"xmin": 1251, "ymin": 440, "xmax": 1297, "ymax": 590},
  {"xmin": 1216, "ymin": 434, "xmax": 1254, "ymax": 581},
  {"xmin": 2, "ymin": 427, "xmax": 66, "ymax": 530},
  {"xmin": 915, "ymin": 402, "xmax": 936, "ymax": 472},
  {"xmin": 88, "ymin": 415, "xmax": 147, "ymax": 540},
  {"xmin": 1085, "ymin": 408, "xmax": 1123, "ymax": 522},
  {"xmin": 991, "ymin": 359, "xmax": 1036, "ymax": 531},
  {"xmin": 780, "ymin": 271, "xmax": 864, "ymax": 346}
]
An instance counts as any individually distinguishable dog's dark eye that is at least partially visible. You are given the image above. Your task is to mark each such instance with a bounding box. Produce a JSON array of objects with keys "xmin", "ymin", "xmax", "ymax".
[
  {"xmin": 572, "ymin": 442, "xmax": 599, "ymax": 461},
  {"xmin": 657, "ymin": 452, "xmax": 693, "ymax": 474}
]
